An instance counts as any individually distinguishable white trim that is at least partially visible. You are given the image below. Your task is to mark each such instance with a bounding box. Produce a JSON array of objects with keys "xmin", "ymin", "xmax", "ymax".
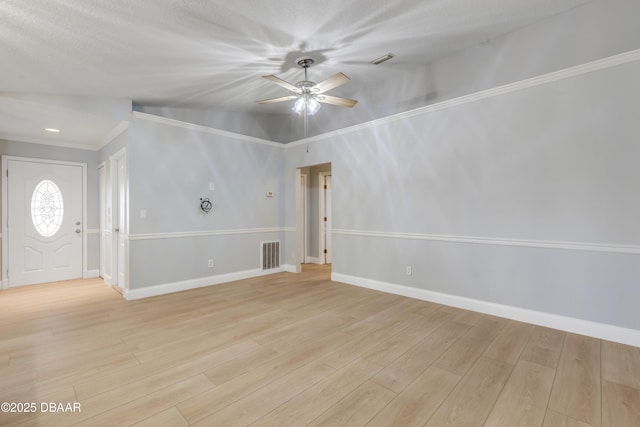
[
  {"xmin": 0, "ymin": 133, "xmax": 102, "ymax": 151},
  {"xmin": 286, "ymin": 48, "xmax": 640, "ymax": 148},
  {"xmin": 99, "ymin": 120, "xmax": 129, "ymax": 149},
  {"xmin": 281, "ymin": 264, "xmax": 297, "ymax": 273},
  {"xmin": 87, "ymin": 269, "xmax": 100, "ymax": 278},
  {"xmin": 132, "ymin": 111, "xmax": 283, "ymax": 147},
  {"xmin": 318, "ymin": 171, "xmax": 329, "ymax": 264},
  {"xmin": 306, "ymin": 257, "xmax": 321, "ymax": 264},
  {"xmin": 110, "ymin": 147, "xmax": 128, "ymax": 291},
  {"xmin": 128, "ymin": 227, "xmax": 285, "ymax": 241},
  {"xmin": 332, "ymin": 272, "xmax": 640, "ymax": 348},
  {"xmin": 123, "ymin": 267, "xmax": 286, "ymax": 300},
  {"xmin": 300, "ymin": 173, "xmax": 308, "ymax": 264},
  {"xmin": 102, "ymin": 272, "xmax": 113, "ymax": 285},
  {"xmin": 333, "ymin": 229, "xmax": 640, "ymax": 255},
  {"xmin": 283, "ymin": 227, "xmax": 296, "ymax": 233},
  {"xmin": 94, "ymin": 48, "xmax": 640, "ymax": 154}
]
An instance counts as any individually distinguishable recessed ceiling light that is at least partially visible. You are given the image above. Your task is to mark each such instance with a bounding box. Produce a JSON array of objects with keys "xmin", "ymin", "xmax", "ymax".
[
  {"xmin": 45, "ymin": 128, "xmax": 60, "ymax": 133},
  {"xmin": 370, "ymin": 53, "xmax": 395, "ymax": 65}
]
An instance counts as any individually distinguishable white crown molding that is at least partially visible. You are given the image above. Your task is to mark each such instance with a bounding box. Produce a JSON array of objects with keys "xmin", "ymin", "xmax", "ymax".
[
  {"xmin": 332, "ymin": 272, "xmax": 640, "ymax": 348},
  {"xmin": 132, "ymin": 111, "xmax": 283, "ymax": 148},
  {"xmin": 333, "ymin": 229, "xmax": 640, "ymax": 255},
  {"xmin": 126, "ymin": 49, "xmax": 640, "ymax": 149},
  {"xmin": 99, "ymin": 120, "xmax": 129, "ymax": 149},
  {"xmin": 128, "ymin": 227, "xmax": 286, "ymax": 241},
  {"xmin": 124, "ymin": 266, "xmax": 286, "ymax": 300},
  {"xmin": 287, "ymin": 48, "xmax": 640, "ymax": 148},
  {"xmin": 0, "ymin": 133, "xmax": 100, "ymax": 151}
]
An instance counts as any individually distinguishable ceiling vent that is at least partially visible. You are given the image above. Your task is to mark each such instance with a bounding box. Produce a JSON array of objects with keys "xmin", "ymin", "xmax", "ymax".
[{"xmin": 370, "ymin": 53, "xmax": 395, "ymax": 65}]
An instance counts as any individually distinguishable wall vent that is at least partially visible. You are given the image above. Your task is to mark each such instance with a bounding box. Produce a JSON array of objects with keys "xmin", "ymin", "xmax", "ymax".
[{"xmin": 261, "ymin": 240, "xmax": 280, "ymax": 270}]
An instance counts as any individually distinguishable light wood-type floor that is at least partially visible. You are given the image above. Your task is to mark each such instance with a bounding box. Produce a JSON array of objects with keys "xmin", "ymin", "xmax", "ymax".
[{"xmin": 1, "ymin": 264, "xmax": 639, "ymax": 426}]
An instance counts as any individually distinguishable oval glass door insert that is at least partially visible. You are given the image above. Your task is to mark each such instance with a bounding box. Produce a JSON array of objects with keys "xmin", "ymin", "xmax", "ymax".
[{"xmin": 31, "ymin": 180, "xmax": 64, "ymax": 237}]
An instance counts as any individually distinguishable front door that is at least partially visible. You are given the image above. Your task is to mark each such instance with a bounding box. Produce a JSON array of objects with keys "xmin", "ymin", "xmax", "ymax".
[{"xmin": 7, "ymin": 159, "xmax": 83, "ymax": 286}]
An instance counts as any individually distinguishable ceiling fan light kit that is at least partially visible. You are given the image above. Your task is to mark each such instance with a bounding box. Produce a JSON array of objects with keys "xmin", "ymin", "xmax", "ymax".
[{"xmin": 256, "ymin": 56, "xmax": 357, "ymax": 115}]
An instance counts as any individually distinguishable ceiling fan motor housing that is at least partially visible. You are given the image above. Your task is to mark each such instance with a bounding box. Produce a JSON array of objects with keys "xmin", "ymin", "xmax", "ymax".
[
  {"xmin": 296, "ymin": 57, "xmax": 315, "ymax": 69},
  {"xmin": 295, "ymin": 80, "xmax": 317, "ymax": 94}
]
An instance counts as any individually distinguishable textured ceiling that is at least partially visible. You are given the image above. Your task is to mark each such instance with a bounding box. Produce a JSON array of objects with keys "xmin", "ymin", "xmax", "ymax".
[{"xmin": 0, "ymin": 0, "xmax": 591, "ymax": 147}]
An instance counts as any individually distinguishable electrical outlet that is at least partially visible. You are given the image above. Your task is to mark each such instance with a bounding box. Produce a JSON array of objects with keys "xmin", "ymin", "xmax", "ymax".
[
  {"xmin": 209, "ymin": 182, "xmax": 215, "ymax": 191},
  {"xmin": 208, "ymin": 259, "xmax": 214, "ymax": 268},
  {"xmin": 406, "ymin": 266, "xmax": 412, "ymax": 276}
]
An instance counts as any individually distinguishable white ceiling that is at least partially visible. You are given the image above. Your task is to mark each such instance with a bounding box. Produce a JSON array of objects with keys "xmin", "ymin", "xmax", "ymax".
[{"xmin": 0, "ymin": 0, "xmax": 591, "ymax": 147}]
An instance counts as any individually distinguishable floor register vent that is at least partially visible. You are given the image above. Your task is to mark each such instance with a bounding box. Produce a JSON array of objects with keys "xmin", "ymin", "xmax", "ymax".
[{"xmin": 261, "ymin": 240, "xmax": 280, "ymax": 270}]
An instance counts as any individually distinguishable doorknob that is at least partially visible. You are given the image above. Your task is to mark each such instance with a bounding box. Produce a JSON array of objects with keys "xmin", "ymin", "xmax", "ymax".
[
  {"xmin": 114, "ymin": 228, "xmax": 120, "ymax": 232},
  {"xmin": 75, "ymin": 229, "xmax": 81, "ymax": 234},
  {"xmin": 76, "ymin": 221, "xmax": 81, "ymax": 226}
]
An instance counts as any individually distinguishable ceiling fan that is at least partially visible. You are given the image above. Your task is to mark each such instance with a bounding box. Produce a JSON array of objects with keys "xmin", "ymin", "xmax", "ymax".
[{"xmin": 256, "ymin": 57, "xmax": 357, "ymax": 116}]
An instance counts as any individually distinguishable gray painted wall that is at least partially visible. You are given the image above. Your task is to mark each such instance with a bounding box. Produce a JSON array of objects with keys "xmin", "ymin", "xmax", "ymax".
[
  {"xmin": 282, "ymin": 0, "xmax": 640, "ymax": 331},
  {"xmin": 287, "ymin": 0, "xmax": 640, "ymax": 142},
  {"xmin": 284, "ymin": 57, "xmax": 640, "ymax": 330},
  {"xmin": 125, "ymin": 117, "xmax": 285, "ymax": 288},
  {"xmin": 136, "ymin": 106, "xmax": 291, "ymax": 143},
  {"xmin": 422, "ymin": 0, "xmax": 640, "ymax": 105}
]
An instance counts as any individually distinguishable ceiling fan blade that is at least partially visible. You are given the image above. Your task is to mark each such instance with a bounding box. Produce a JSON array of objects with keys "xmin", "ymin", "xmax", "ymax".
[
  {"xmin": 313, "ymin": 72, "xmax": 350, "ymax": 94},
  {"xmin": 262, "ymin": 75, "xmax": 299, "ymax": 92},
  {"xmin": 318, "ymin": 95, "xmax": 357, "ymax": 108},
  {"xmin": 256, "ymin": 95, "xmax": 298, "ymax": 104}
]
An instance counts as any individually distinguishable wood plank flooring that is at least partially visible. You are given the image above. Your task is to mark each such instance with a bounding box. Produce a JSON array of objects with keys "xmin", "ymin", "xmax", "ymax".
[{"xmin": 1, "ymin": 264, "xmax": 639, "ymax": 426}]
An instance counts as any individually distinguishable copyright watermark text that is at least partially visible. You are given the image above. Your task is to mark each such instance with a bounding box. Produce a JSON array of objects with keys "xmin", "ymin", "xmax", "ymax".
[{"xmin": 1, "ymin": 402, "xmax": 81, "ymax": 413}]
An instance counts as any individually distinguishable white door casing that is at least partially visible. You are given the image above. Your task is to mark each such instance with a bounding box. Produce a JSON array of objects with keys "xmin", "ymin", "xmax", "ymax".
[
  {"xmin": 109, "ymin": 148, "xmax": 127, "ymax": 290},
  {"xmin": 300, "ymin": 173, "xmax": 308, "ymax": 264},
  {"xmin": 3, "ymin": 157, "xmax": 85, "ymax": 287},
  {"xmin": 319, "ymin": 171, "xmax": 332, "ymax": 265},
  {"xmin": 324, "ymin": 175, "xmax": 332, "ymax": 264},
  {"xmin": 116, "ymin": 155, "xmax": 126, "ymax": 288},
  {"xmin": 98, "ymin": 162, "xmax": 111, "ymax": 282}
]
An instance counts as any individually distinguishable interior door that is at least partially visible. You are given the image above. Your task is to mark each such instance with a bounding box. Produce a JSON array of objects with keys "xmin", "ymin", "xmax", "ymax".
[{"xmin": 7, "ymin": 159, "xmax": 83, "ymax": 286}]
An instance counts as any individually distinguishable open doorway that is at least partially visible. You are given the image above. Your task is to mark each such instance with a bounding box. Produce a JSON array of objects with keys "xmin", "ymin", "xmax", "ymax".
[{"xmin": 296, "ymin": 162, "xmax": 332, "ymax": 273}]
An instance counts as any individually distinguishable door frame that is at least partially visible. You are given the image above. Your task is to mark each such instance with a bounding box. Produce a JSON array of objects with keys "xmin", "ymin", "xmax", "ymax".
[
  {"xmin": 318, "ymin": 171, "xmax": 332, "ymax": 265},
  {"xmin": 300, "ymin": 173, "xmax": 308, "ymax": 263},
  {"xmin": 1, "ymin": 155, "xmax": 88, "ymax": 289},
  {"xmin": 109, "ymin": 148, "xmax": 128, "ymax": 290},
  {"xmin": 98, "ymin": 161, "xmax": 108, "ymax": 282}
]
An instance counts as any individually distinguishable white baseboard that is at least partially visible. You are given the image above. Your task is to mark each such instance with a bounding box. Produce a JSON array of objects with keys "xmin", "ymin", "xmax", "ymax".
[
  {"xmin": 102, "ymin": 273, "xmax": 113, "ymax": 285},
  {"xmin": 282, "ymin": 264, "xmax": 297, "ymax": 273},
  {"xmin": 331, "ymin": 272, "xmax": 640, "ymax": 348},
  {"xmin": 86, "ymin": 269, "xmax": 100, "ymax": 278},
  {"xmin": 305, "ymin": 257, "xmax": 322, "ymax": 264},
  {"xmin": 123, "ymin": 267, "xmax": 286, "ymax": 301}
]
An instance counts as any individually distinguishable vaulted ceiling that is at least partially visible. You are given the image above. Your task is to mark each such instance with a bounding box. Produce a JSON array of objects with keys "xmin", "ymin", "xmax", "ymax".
[{"xmin": 0, "ymin": 0, "xmax": 591, "ymax": 147}]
